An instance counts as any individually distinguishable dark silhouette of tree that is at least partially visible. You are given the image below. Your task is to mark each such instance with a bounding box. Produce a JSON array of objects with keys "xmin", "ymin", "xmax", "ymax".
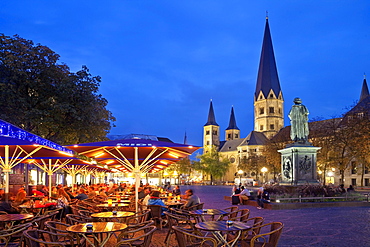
[{"xmin": 0, "ymin": 34, "xmax": 115, "ymax": 144}]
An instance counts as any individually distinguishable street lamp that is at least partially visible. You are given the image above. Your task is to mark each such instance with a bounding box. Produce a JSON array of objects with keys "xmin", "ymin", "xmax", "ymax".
[
  {"xmin": 237, "ymin": 170, "xmax": 244, "ymax": 185},
  {"xmin": 261, "ymin": 167, "xmax": 268, "ymax": 184}
]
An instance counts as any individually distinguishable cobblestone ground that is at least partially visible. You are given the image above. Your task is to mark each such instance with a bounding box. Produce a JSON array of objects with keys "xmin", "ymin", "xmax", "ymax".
[{"xmin": 108, "ymin": 185, "xmax": 370, "ymax": 247}]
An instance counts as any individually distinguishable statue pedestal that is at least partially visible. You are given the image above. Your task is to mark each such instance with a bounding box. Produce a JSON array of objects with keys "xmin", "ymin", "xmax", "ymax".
[{"xmin": 278, "ymin": 143, "xmax": 321, "ymax": 185}]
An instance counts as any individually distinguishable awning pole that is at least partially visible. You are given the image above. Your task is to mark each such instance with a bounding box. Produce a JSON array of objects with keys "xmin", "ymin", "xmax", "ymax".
[{"xmin": 134, "ymin": 147, "xmax": 140, "ymax": 213}]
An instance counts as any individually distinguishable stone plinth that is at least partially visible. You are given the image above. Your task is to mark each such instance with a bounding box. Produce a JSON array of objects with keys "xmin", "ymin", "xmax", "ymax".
[{"xmin": 278, "ymin": 143, "xmax": 321, "ymax": 185}]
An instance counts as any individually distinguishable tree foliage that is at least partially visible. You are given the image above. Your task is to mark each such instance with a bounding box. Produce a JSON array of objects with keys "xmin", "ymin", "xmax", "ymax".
[
  {"xmin": 0, "ymin": 34, "xmax": 115, "ymax": 144},
  {"xmin": 193, "ymin": 146, "xmax": 230, "ymax": 184}
]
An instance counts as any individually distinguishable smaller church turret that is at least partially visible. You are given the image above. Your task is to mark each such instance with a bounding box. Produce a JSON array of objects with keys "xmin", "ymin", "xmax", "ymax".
[
  {"xmin": 203, "ymin": 100, "xmax": 220, "ymax": 149},
  {"xmin": 225, "ymin": 106, "xmax": 240, "ymax": 141}
]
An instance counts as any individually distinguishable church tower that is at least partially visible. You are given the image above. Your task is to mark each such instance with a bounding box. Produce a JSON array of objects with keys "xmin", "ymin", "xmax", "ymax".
[
  {"xmin": 359, "ymin": 74, "xmax": 369, "ymax": 102},
  {"xmin": 254, "ymin": 17, "xmax": 284, "ymax": 139},
  {"xmin": 225, "ymin": 106, "xmax": 240, "ymax": 141},
  {"xmin": 203, "ymin": 100, "xmax": 220, "ymax": 149}
]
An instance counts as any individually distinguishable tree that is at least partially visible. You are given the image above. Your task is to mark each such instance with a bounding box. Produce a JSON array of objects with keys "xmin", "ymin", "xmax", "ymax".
[
  {"xmin": 164, "ymin": 157, "xmax": 193, "ymax": 184},
  {"xmin": 238, "ymin": 152, "xmax": 266, "ymax": 181},
  {"xmin": 0, "ymin": 34, "xmax": 115, "ymax": 144},
  {"xmin": 193, "ymin": 146, "xmax": 230, "ymax": 185}
]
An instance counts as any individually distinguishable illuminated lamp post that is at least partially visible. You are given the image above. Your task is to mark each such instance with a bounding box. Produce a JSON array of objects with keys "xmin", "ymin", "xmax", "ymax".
[
  {"xmin": 237, "ymin": 170, "xmax": 244, "ymax": 185},
  {"xmin": 261, "ymin": 167, "xmax": 268, "ymax": 184}
]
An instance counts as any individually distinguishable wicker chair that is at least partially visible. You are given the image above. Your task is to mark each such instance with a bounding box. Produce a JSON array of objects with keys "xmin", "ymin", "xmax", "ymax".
[
  {"xmin": 147, "ymin": 205, "xmax": 168, "ymax": 230},
  {"xmin": 184, "ymin": 202, "xmax": 204, "ymax": 211},
  {"xmin": 65, "ymin": 214, "xmax": 94, "ymax": 225},
  {"xmin": 45, "ymin": 221, "xmax": 85, "ymax": 246},
  {"xmin": 228, "ymin": 216, "xmax": 265, "ymax": 243},
  {"xmin": 30, "ymin": 213, "xmax": 54, "ymax": 230},
  {"xmin": 227, "ymin": 209, "xmax": 250, "ymax": 221},
  {"xmin": 172, "ymin": 226, "xmax": 217, "ymax": 247},
  {"xmin": 126, "ymin": 209, "xmax": 151, "ymax": 226},
  {"xmin": 245, "ymin": 222, "xmax": 284, "ymax": 247},
  {"xmin": 0, "ymin": 222, "xmax": 31, "ymax": 247},
  {"xmin": 23, "ymin": 229, "xmax": 77, "ymax": 247},
  {"xmin": 115, "ymin": 225, "xmax": 156, "ymax": 247},
  {"xmin": 164, "ymin": 211, "xmax": 198, "ymax": 247}
]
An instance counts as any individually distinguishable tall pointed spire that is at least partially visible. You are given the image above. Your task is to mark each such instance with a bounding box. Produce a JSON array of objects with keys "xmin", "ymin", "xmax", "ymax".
[
  {"xmin": 226, "ymin": 106, "xmax": 239, "ymax": 130},
  {"xmin": 204, "ymin": 100, "xmax": 218, "ymax": 126},
  {"xmin": 254, "ymin": 17, "xmax": 282, "ymax": 99},
  {"xmin": 360, "ymin": 74, "xmax": 369, "ymax": 102},
  {"xmin": 183, "ymin": 131, "xmax": 188, "ymax": 145}
]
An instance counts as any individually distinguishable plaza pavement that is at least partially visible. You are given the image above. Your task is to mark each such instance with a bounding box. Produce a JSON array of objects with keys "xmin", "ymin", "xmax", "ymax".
[{"xmin": 148, "ymin": 187, "xmax": 370, "ymax": 247}]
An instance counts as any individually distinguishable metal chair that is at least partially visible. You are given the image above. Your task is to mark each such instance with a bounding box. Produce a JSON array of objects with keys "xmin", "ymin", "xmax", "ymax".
[
  {"xmin": 45, "ymin": 221, "xmax": 85, "ymax": 246},
  {"xmin": 115, "ymin": 225, "xmax": 156, "ymax": 247},
  {"xmin": 0, "ymin": 222, "xmax": 31, "ymax": 247},
  {"xmin": 164, "ymin": 211, "xmax": 198, "ymax": 247},
  {"xmin": 172, "ymin": 226, "xmax": 217, "ymax": 247},
  {"xmin": 147, "ymin": 205, "xmax": 168, "ymax": 230},
  {"xmin": 247, "ymin": 222, "xmax": 284, "ymax": 247},
  {"xmin": 23, "ymin": 229, "xmax": 77, "ymax": 247}
]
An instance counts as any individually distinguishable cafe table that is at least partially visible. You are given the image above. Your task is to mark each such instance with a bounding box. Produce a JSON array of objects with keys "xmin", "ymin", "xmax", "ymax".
[
  {"xmin": 164, "ymin": 200, "xmax": 184, "ymax": 208},
  {"xmin": 66, "ymin": 222, "xmax": 127, "ymax": 247},
  {"xmin": 91, "ymin": 211, "xmax": 135, "ymax": 223},
  {"xmin": 103, "ymin": 199, "xmax": 131, "ymax": 204},
  {"xmin": 189, "ymin": 209, "xmax": 229, "ymax": 221},
  {"xmin": 0, "ymin": 214, "xmax": 34, "ymax": 229},
  {"xmin": 96, "ymin": 203, "xmax": 130, "ymax": 211},
  {"xmin": 195, "ymin": 220, "xmax": 251, "ymax": 247}
]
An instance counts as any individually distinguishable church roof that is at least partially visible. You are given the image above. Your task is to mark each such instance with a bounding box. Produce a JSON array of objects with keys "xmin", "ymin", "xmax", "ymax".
[
  {"xmin": 255, "ymin": 18, "xmax": 282, "ymax": 99},
  {"xmin": 242, "ymin": 131, "xmax": 269, "ymax": 146},
  {"xmin": 359, "ymin": 77, "xmax": 369, "ymax": 102},
  {"xmin": 204, "ymin": 100, "xmax": 219, "ymax": 126},
  {"xmin": 226, "ymin": 106, "xmax": 239, "ymax": 130},
  {"xmin": 219, "ymin": 138, "xmax": 245, "ymax": 152}
]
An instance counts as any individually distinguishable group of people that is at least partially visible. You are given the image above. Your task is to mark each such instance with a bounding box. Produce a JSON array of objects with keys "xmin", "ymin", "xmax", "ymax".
[{"xmin": 232, "ymin": 184, "xmax": 271, "ymax": 209}]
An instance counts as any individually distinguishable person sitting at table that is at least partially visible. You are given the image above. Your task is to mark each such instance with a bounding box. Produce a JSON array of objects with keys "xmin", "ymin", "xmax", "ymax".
[
  {"xmin": 0, "ymin": 193, "xmax": 19, "ymax": 214},
  {"xmin": 256, "ymin": 187, "xmax": 270, "ymax": 209},
  {"xmin": 138, "ymin": 187, "xmax": 146, "ymax": 200},
  {"xmin": 172, "ymin": 185, "xmax": 181, "ymax": 196},
  {"xmin": 99, "ymin": 188, "xmax": 108, "ymax": 199},
  {"xmin": 37, "ymin": 185, "xmax": 48, "ymax": 196},
  {"xmin": 73, "ymin": 188, "xmax": 88, "ymax": 201},
  {"xmin": 147, "ymin": 190, "xmax": 168, "ymax": 215},
  {"xmin": 183, "ymin": 189, "xmax": 200, "ymax": 209},
  {"xmin": 13, "ymin": 187, "xmax": 28, "ymax": 207},
  {"xmin": 233, "ymin": 186, "xmax": 251, "ymax": 205},
  {"xmin": 141, "ymin": 187, "xmax": 152, "ymax": 210},
  {"xmin": 87, "ymin": 187, "xmax": 97, "ymax": 199},
  {"xmin": 50, "ymin": 187, "xmax": 58, "ymax": 200},
  {"xmin": 57, "ymin": 188, "xmax": 72, "ymax": 218}
]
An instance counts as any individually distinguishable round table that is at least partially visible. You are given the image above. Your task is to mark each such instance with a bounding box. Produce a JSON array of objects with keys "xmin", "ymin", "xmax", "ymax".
[
  {"xmin": 67, "ymin": 222, "xmax": 127, "ymax": 247},
  {"xmin": 96, "ymin": 203, "xmax": 130, "ymax": 211},
  {"xmin": 190, "ymin": 208, "xmax": 229, "ymax": 221},
  {"xmin": 91, "ymin": 211, "xmax": 135, "ymax": 223},
  {"xmin": 0, "ymin": 214, "xmax": 34, "ymax": 229},
  {"xmin": 195, "ymin": 220, "xmax": 251, "ymax": 247}
]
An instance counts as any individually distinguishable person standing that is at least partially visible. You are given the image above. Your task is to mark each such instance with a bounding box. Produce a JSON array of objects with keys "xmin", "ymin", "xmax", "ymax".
[{"xmin": 256, "ymin": 187, "xmax": 270, "ymax": 209}]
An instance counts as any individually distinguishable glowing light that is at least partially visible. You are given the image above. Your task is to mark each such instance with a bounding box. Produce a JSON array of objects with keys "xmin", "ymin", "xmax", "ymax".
[
  {"xmin": 105, "ymin": 160, "xmax": 115, "ymax": 164},
  {"xmin": 73, "ymin": 145, "xmax": 78, "ymax": 147},
  {"xmin": 94, "ymin": 152, "xmax": 105, "ymax": 158},
  {"xmin": 160, "ymin": 160, "xmax": 168, "ymax": 165},
  {"xmin": 188, "ymin": 145, "xmax": 193, "ymax": 148},
  {"xmin": 168, "ymin": 153, "xmax": 179, "ymax": 158},
  {"xmin": 58, "ymin": 151, "xmax": 74, "ymax": 157}
]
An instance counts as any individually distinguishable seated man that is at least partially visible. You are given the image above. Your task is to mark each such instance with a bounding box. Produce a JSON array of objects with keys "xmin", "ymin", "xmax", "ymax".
[
  {"xmin": 183, "ymin": 189, "xmax": 200, "ymax": 209},
  {"xmin": 234, "ymin": 186, "xmax": 250, "ymax": 205}
]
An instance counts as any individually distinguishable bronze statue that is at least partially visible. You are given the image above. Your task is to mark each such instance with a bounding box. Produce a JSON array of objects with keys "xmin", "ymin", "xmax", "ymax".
[{"xmin": 288, "ymin": 98, "xmax": 309, "ymax": 143}]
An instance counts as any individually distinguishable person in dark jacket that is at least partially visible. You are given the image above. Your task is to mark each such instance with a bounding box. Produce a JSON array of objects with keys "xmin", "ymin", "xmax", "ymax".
[{"xmin": 0, "ymin": 193, "xmax": 19, "ymax": 214}]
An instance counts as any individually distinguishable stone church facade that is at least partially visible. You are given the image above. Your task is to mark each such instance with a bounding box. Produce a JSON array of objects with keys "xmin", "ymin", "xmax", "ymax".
[{"xmin": 202, "ymin": 18, "xmax": 370, "ymax": 188}]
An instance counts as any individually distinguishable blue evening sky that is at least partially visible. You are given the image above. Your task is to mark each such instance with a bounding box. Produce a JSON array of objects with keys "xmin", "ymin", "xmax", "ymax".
[{"xmin": 1, "ymin": 1, "xmax": 369, "ymax": 146}]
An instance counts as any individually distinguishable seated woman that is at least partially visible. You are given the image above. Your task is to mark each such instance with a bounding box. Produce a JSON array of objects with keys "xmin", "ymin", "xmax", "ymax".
[
  {"xmin": 13, "ymin": 187, "xmax": 28, "ymax": 207},
  {"xmin": 147, "ymin": 190, "xmax": 168, "ymax": 215}
]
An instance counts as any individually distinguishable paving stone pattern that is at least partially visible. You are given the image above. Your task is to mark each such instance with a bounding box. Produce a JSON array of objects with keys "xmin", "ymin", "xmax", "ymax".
[{"xmin": 120, "ymin": 185, "xmax": 370, "ymax": 246}]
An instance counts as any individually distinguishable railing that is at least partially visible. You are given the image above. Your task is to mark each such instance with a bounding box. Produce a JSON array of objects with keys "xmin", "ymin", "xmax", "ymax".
[{"xmin": 273, "ymin": 193, "xmax": 369, "ymax": 203}]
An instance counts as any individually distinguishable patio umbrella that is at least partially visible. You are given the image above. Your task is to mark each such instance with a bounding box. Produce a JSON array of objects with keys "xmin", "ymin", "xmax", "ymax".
[
  {"xmin": 67, "ymin": 138, "xmax": 200, "ymax": 212},
  {"xmin": 0, "ymin": 119, "xmax": 73, "ymax": 193}
]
